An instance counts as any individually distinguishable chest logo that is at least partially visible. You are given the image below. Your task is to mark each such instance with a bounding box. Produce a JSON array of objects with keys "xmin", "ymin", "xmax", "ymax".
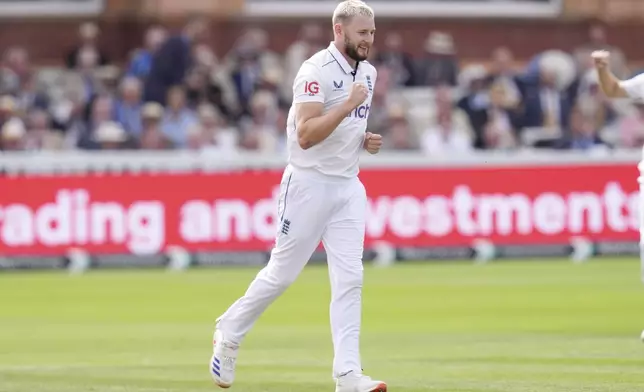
[{"xmin": 333, "ymin": 80, "xmax": 343, "ymax": 90}]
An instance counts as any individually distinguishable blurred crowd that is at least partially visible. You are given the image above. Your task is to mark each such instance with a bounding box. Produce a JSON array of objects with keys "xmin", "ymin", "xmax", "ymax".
[{"xmin": 0, "ymin": 17, "xmax": 642, "ymax": 155}]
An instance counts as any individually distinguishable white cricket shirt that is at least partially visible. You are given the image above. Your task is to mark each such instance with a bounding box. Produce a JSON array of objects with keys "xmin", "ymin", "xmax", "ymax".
[
  {"xmin": 286, "ymin": 42, "xmax": 377, "ymax": 178},
  {"xmin": 619, "ymin": 73, "xmax": 644, "ymax": 100}
]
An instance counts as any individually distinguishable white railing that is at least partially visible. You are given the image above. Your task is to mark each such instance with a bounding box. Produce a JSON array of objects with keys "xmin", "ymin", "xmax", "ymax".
[{"xmin": 0, "ymin": 148, "xmax": 641, "ymax": 175}]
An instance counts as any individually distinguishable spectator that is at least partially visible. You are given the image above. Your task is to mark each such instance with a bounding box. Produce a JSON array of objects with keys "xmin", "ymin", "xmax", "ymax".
[
  {"xmin": 1, "ymin": 47, "xmax": 30, "ymax": 94},
  {"xmin": 15, "ymin": 72, "xmax": 49, "ymax": 113},
  {"xmin": 66, "ymin": 22, "xmax": 110, "ymax": 70},
  {"xmin": 77, "ymin": 94, "xmax": 115, "ymax": 149},
  {"xmin": 383, "ymin": 106, "xmax": 418, "ymax": 150},
  {"xmin": 0, "ymin": 95, "xmax": 17, "ymax": 128},
  {"xmin": 486, "ymin": 47, "xmax": 522, "ymax": 108},
  {"xmin": 416, "ymin": 31, "xmax": 459, "ymax": 87},
  {"xmin": 481, "ymin": 81, "xmax": 523, "ymax": 148},
  {"xmin": 0, "ymin": 118, "xmax": 26, "ymax": 151},
  {"xmin": 573, "ymin": 23, "xmax": 628, "ymax": 78},
  {"xmin": 138, "ymin": 102, "xmax": 172, "ymax": 150},
  {"xmin": 191, "ymin": 44, "xmax": 239, "ymax": 119},
  {"xmin": 113, "ymin": 77, "xmax": 144, "ymax": 138},
  {"xmin": 575, "ymin": 69, "xmax": 617, "ymax": 131},
  {"xmin": 420, "ymin": 86, "xmax": 473, "ymax": 156},
  {"xmin": 239, "ymin": 90, "xmax": 280, "ymax": 153},
  {"xmin": 374, "ymin": 32, "xmax": 417, "ymax": 87},
  {"xmin": 228, "ymin": 28, "xmax": 282, "ymax": 114},
  {"xmin": 282, "ymin": 24, "xmax": 326, "ymax": 100},
  {"xmin": 160, "ymin": 86, "xmax": 198, "ymax": 148},
  {"xmin": 23, "ymin": 109, "xmax": 64, "ymax": 151},
  {"xmin": 94, "ymin": 121, "xmax": 127, "ymax": 150},
  {"xmin": 197, "ymin": 103, "xmax": 238, "ymax": 154},
  {"xmin": 457, "ymin": 65, "xmax": 491, "ymax": 148},
  {"xmin": 144, "ymin": 16, "xmax": 210, "ymax": 105},
  {"xmin": 127, "ymin": 25, "xmax": 168, "ymax": 80},
  {"xmin": 483, "ymin": 120, "xmax": 516, "ymax": 151},
  {"xmin": 555, "ymin": 106, "xmax": 610, "ymax": 152},
  {"xmin": 519, "ymin": 61, "xmax": 577, "ymax": 135}
]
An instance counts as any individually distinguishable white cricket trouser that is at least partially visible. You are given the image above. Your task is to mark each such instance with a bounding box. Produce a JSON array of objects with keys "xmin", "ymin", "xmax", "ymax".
[{"xmin": 216, "ymin": 164, "xmax": 367, "ymax": 378}]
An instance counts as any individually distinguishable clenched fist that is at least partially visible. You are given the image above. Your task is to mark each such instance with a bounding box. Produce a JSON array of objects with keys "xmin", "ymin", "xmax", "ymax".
[
  {"xmin": 591, "ymin": 50, "xmax": 610, "ymax": 70},
  {"xmin": 364, "ymin": 132, "xmax": 382, "ymax": 154},
  {"xmin": 346, "ymin": 83, "xmax": 369, "ymax": 109}
]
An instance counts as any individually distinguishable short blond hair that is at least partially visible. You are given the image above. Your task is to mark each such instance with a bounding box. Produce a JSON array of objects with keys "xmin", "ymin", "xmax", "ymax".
[{"xmin": 332, "ymin": 0, "xmax": 375, "ymax": 25}]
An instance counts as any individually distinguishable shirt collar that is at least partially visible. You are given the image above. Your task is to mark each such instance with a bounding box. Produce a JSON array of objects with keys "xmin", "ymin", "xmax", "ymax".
[{"xmin": 327, "ymin": 42, "xmax": 355, "ymax": 75}]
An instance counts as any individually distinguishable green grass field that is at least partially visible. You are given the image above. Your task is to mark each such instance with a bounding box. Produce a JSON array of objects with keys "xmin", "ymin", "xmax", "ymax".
[{"xmin": 1, "ymin": 258, "xmax": 644, "ymax": 392}]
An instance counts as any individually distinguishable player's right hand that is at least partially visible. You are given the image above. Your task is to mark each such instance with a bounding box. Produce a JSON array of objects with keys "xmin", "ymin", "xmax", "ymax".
[
  {"xmin": 591, "ymin": 50, "xmax": 610, "ymax": 70},
  {"xmin": 346, "ymin": 83, "xmax": 369, "ymax": 108}
]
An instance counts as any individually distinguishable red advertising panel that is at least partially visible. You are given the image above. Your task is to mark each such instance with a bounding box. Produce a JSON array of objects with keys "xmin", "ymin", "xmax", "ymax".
[{"xmin": 0, "ymin": 163, "xmax": 639, "ymax": 256}]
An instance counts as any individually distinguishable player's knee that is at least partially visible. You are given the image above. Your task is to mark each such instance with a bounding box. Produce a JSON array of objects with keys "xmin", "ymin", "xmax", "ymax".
[
  {"xmin": 276, "ymin": 271, "xmax": 299, "ymax": 289},
  {"xmin": 264, "ymin": 266, "xmax": 300, "ymax": 291},
  {"xmin": 336, "ymin": 268, "xmax": 363, "ymax": 289}
]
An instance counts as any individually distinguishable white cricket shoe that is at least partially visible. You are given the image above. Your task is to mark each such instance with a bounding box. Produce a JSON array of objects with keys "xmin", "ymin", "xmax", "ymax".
[
  {"xmin": 209, "ymin": 329, "xmax": 239, "ymax": 388},
  {"xmin": 335, "ymin": 372, "xmax": 387, "ymax": 392}
]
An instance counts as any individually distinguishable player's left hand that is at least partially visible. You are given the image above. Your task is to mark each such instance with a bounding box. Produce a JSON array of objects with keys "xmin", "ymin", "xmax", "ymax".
[{"xmin": 364, "ymin": 132, "xmax": 382, "ymax": 154}]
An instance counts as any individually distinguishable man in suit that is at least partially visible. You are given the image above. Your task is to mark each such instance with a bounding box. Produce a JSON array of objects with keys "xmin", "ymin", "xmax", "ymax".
[{"xmin": 144, "ymin": 16, "xmax": 210, "ymax": 105}]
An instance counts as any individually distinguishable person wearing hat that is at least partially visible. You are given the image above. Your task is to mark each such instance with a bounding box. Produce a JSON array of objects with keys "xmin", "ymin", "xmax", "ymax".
[
  {"xmin": 138, "ymin": 102, "xmax": 172, "ymax": 150},
  {"xmin": 94, "ymin": 121, "xmax": 127, "ymax": 150},
  {"xmin": 416, "ymin": 31, "xmax": 459, "ymax": 87},
  {"xmin": 1, "ymin": 118, "xmax": 26, "ymax": 151},
  {"xmin": 0, "ymin": 95, "xmax": 17, "ymax": 127}
]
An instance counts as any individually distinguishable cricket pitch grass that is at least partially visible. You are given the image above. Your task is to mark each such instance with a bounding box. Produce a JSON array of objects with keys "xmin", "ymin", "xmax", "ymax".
[{"xmin": 1, "ymin": 258, "xmax": 644, "ymax": 392}]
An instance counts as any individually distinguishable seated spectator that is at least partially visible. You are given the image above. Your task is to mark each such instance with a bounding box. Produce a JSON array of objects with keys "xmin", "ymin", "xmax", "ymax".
[
  {"xmin": 160, "ymin": 86, "xmax": 198, "ymax": 148},
  {"xmin": 486, "ymin": 47, "xmax": 522, "ymax": 108},
  {"xmin": 483, "ymin": 81, "xmax": 523, "ymax": 145},
  {"xmin": 374, "ymin": 32, "xmax": 417, "ymax": 87},
  {"xmin": 416, "ymin": 31, "xmax": 458, "ymax": 87},
  {"xmin": 113, "ymin": 77, "xmax": 144, "ymax": 138},
  {"xmin": 421, "ymin": 88, "xmax": 473, "ymax": 156},
  {"xmin": 1, "ymin": 118, "xmax": 26, "ymax": 151},
  {"xmin": 94, "ymin": 121, "xmax": 127, "ymax": 150},
  {"xmin": 554, "ymin": 106, "xmax": 610, "ymax": 152},
  {"xmin": 482, "ymin": 121, "xmax": 516, "ymax": 151},
  {"xmin": 15, "ymin": 72, "xmax": 49, "ymax": 113},
  {"xmin": 23, "ymin": 109, "xmax": 64, "ymax": 151},
  {"xmin": 429, "ymin": 85, "xmax": 473, "ymax": 146},
  {"xmin": 0, "ymin": 95, "xmax": 17, "ymax": 128},
  {"xmin": 457, "ymin": 65, "xmax": 490, "ymax": 148},
  {"xmin": 197, "ymin": 103, "xmax": 239, "ymax": 154},
  {"xmin": 77, "ymin": 94, "xmax": 115, "ymax": 149},
  {"xmin": 239, "ymin": 90, "xmax": 280, "ymax": 153},
  {"xmin": 138, "ymin": 102, "xmax": 172, "ymax": 150},
  {"xmin": 575, "ymin": 69, "xmax": 617, "ymax": 131},
  {"xmin": 383, "ymin": 106, "xmax": 419, "ymax": 151},
  {"xmin": 518, "ymin": 61, "xmax": 577, "ymax": 136}
]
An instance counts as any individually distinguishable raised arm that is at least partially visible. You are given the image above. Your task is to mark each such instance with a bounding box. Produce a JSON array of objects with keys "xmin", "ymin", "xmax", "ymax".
[
  {"xmin": 293, "ymin": 63, "xmax": 367, "ymax": 149},
  {"xmin": 593, "ymin": 50, "xmax": 643, "ymax": 99}
]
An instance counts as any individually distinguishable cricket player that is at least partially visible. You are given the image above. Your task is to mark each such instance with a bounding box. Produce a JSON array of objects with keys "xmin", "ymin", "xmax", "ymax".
[
  {"xmin": 593, "ymin": 49, "xmax": 644, "ymax": 100},
  {"xmin": 209, "ymin": 1, "xmax": 386, "ymax": 392}
]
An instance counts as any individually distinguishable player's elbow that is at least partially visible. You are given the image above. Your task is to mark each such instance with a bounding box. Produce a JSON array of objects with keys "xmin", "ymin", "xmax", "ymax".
[
  {"xmin": 297, "ymin": 125, "xmax": 314, "ymax": 150},
  {"xmin": 298, "ymin": 135, "xmax": 314, "ymax": 150}
]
